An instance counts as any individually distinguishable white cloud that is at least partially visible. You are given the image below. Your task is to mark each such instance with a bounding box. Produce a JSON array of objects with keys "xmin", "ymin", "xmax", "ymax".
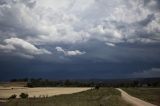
[
  {"xmin": 0, "ymin": 0, "xmax": 160, "ymax": 52},
  {"xmin": 145, "ymin": 13, "xmax": 160, "ymax": 34},
  {"xmin": 0, "ymin": 0, "xmax": 89, "ymax": 45},
  {"xmin": 90, "ymin": 24, "xmax": 123, "ymax": 43},
  {"xmin": 105, "ymin": 42, "xmax": 115, "ymax": 47},
  {"xmin": 132, "ymin": 68, "xmax": 160, "ymax": 78},
  {"xmin": 88, "ymin": 0, "xmax": 160, "ymax": 44},
  {"xmin": 56, "ymin": 47, "xmax": 65, "ymax": 52},
  {"xmin": 106, "ymin": 1, "xmax": 150, "ymax": 24},
  {"xmin": 66, "ymin": 50, "xmax": 85, "ymax": 56},
  {"xmin": 0, "ymin": 43, "xmax": 15, "ymax": 52},
  {"xmin": 56, "ymin": 47, "xmax": 85, "ymax": 56},
  {"xmin": 0, "ymin": 37, "xmax": 51, "ymax": 58}
]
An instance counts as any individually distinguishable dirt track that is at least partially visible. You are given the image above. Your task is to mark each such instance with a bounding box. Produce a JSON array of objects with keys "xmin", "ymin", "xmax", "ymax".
[{"xmin": 117, "ymin": 88, "xmax": 156, "ymax": 106}]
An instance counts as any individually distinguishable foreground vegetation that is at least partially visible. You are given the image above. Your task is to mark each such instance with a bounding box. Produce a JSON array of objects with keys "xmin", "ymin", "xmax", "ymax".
[
  {"xmin": 0, "ymin": 88, "xmax": 131, "ymax": 106},
  {"xmin": 122, "ymin": 88, "xmax": 160, "ymax": 106}
]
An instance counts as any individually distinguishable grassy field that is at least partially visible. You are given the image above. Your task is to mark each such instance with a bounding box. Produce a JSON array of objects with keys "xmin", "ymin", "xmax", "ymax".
[
  {"xmin": 122, "ymin": 88, "xmax": 160, "ymax": 106},
  {"xmin": 0, "ymin": 87, "xmax": 90, "ymax": 98},
  {"xmin": 0, "ymin": 88, "xmax": 131, "ymax": 106}
]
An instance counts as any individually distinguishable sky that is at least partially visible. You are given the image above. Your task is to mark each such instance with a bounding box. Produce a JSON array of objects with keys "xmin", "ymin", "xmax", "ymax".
[{"xmin": 0, "ymin": 0, "xmax": 160, "ymax": 80}]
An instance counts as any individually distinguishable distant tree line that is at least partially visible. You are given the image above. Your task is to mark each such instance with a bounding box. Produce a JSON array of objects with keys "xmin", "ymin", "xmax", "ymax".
[
  {"xmin": 27, "ymin": 78, "xmax": 95, "ymax": 87},
  {"xmin": 10, "ymin": 78, "xmax": 28, "ymax": 82},
  {"xmin": 10, "ymin": 78, "xmax": 160, "ymax": 87}
]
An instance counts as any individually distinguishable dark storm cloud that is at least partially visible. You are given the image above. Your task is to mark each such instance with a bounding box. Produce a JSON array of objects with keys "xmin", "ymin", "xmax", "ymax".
[
  {"xmin": 132, "ymin": 68, "xmax": 160, "ymax": 78},
  {"xmin": 0, "ymin": 1, "xmax": 7, "ymax": 5},
  {"xmin": 0, "ymin": 0, "xmax": 160, "ymax": 79},
  {"xmin": 1, "ymin": 54, "xmax": 160, "ymax": 80}
]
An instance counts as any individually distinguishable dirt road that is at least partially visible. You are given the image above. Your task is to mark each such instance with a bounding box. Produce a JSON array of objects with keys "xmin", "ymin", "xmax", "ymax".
[{"xmin": 116, "ymin": 88, "xmax": 156, "ymax": 106}]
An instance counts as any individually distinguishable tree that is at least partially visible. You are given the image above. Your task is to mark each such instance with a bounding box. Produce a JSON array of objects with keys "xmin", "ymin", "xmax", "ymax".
[
  {"xmin": 95, "ymin": 85, "xmax": 100, "ymax": 90},
  {"xmin": 20, "ymin": 93, "xmax": 28, "ymax": 98},
  {"xmin": 8, "ymin": 94, "xmax": 17, "ymax": 99}
]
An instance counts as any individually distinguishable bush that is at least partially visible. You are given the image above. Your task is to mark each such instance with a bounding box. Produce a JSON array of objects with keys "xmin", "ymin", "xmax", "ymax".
[
  {"xmin": 94, "ymin": 85, "xmax": 100, "ymax": 90},
  {"xmin": 19, "ymin": 93, "xmax": 28, "ymax": 98},
  {"xmin": 8, "ymin": 94, "xmax": 17, "ymax": 99}
]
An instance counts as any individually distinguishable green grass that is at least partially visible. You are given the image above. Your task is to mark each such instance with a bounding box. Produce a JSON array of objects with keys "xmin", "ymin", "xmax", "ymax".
[
  {"xmin": 122, "ymin": 88, "xmax": 160, "ymax": 106},
  {"xmin": 1, "ymin": 88, "xmax": 131, "ymax": 106}
]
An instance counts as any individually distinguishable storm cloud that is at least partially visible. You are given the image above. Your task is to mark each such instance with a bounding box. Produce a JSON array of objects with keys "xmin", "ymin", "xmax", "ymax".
[{"xmin": 0, "ymin": 0, "xmax": 160, "ymax": 80}]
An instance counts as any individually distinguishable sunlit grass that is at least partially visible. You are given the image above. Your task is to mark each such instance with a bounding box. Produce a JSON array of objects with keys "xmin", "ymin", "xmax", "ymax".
[{"xmin": 2, "ymin": 88, "xmax": 131, "ymax": 106}]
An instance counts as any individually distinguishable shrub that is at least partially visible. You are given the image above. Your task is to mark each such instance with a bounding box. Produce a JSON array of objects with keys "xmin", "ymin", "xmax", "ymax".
[
  {"xmin": 19, "ymin": 93, "xmax": 28, "ymax": 98},
  {"xmin": 94, "ymin": 85, "xmax": 100, "ymax": 90},
  {"xmin": 8, "ymin": 94, "xmax": 17, "ymax": 99}
]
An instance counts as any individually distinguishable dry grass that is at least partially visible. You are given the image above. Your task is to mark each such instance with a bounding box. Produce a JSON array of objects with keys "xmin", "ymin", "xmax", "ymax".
[
  {"xmin": 122, "ymin": 88, "xmax": 160, "ymax": 106},
  {"xmin": 1, "ymin": 88, "xmax": 132, "ymax": 106},
  {"xmin": 0, "ymin": 87, "xmax": 91, "ymax": 98}
]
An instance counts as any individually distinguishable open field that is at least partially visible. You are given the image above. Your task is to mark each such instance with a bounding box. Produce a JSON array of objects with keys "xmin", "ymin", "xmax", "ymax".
[
  {"xmin": 0, "ymin": 87, "xmax": 90, "ymax": 98},
  {"xmin": 1, "ymin": 81, "xmax": 159, "ymax": 106},
  {"xmin": 0, "ymin": 88, "xmax": 131, "ymax": 106},
  {"xmin": 122, "ymin": 88, "xmax": 160, "ymax": 106}
]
